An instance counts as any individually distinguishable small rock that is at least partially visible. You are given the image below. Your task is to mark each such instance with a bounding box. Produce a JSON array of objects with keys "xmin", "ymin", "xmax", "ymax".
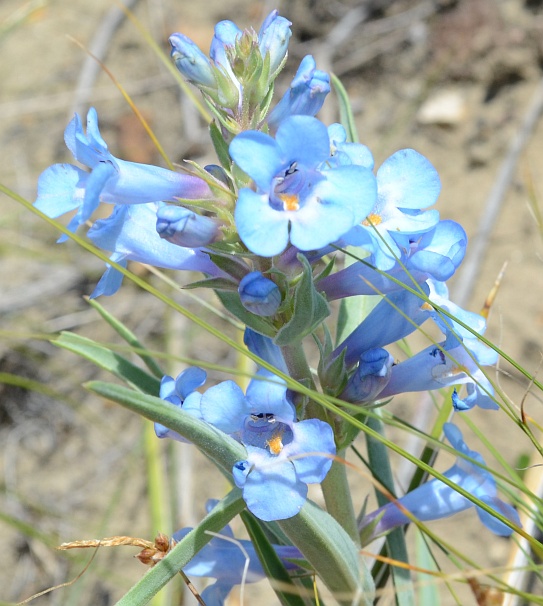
[{"xmin": 417, "ymin": 89, "xmax": 467, "ymax": 126}]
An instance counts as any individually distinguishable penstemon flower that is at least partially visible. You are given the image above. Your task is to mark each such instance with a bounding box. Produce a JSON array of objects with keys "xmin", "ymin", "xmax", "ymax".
[{"xmin": 360, "ymin": 423, "xmax": 521, "ymax": 542}]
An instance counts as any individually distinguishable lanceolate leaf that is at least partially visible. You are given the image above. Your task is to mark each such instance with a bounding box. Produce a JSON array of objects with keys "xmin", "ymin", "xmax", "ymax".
[
  {"xmin": 279, "ymin": 500, "xmax": 375, "ymax": 606},
  {"xmin": 84, "ymin": 381, "xmax": 246, "ymax": 475},
  {"xmin": 54, "ymin": 332, "xmax": 160, "ymax": 395}
]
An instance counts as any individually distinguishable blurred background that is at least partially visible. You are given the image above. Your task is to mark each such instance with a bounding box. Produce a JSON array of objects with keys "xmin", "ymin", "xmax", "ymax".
[{"xmin": 1, "ymin": 0, "xmax": 543, "ymax": 604}]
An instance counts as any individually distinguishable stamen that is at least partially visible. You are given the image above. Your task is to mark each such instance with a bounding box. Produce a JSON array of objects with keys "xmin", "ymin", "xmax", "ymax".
[
  {"xmin": 278, "ymin": 193, "xmax": 300, "ymax": 212},
  {"xmin": 266, "ymin": 430, "xmax": 284, "ymax": 455},
  {"xmin": 362, "ymin": 213, "xmax": 382, "ymax": 226}
]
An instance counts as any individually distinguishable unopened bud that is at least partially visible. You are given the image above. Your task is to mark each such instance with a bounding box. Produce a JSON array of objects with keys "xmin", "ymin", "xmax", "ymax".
[{"xmin": 238, "ymin": 271, "xmax": 281, "ymax": 316}]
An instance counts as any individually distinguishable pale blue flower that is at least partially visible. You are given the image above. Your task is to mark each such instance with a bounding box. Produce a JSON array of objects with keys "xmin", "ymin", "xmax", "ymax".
[
  {"xmin": 34, "ymin": 108, "xmax": 211, "ymax": 238},
  {"xmin": 230, "ymin": 115, "xmax": 377, "ymax": 256},
  {"xmin": 200, "ymin": 371, "xmax": 336, "ymax": 520},
  {"xmin": 360, "ymin": 423, "xmax": 521, "ymax": 542}
]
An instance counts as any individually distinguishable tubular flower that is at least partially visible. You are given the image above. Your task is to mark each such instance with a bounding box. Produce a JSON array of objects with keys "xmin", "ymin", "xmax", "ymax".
[
  {"xmin": 360, "ymin": 423, "xmax": 521, "ymax": 543},
  {"xmin": 87, "ymin": 202, "xmax": 222, "ymax": 297},
  {"xmin": 174, "ymin": 501, "xmax": 302, "ymax": 606},
  {"xmin": 318, "ymin": 219, "xmax": 467, "ymax": 301},
  {"xmin": 267, "ymin": 55, "xmax": 330, "ymax": 129},
  {"xmin": 200, "ymin": 371, "xmax": 336, "ymax": 521},
  {"xmin": 34, "ymin": 108, "xmax": 211, "ymax": 237},
  {"xmin": 230, "ymin": 115, "xmax": 377, "ymax": 256}
]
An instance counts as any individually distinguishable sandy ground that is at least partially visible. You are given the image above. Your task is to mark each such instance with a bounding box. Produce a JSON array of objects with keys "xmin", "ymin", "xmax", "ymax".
[{"xmin": 1, "ymin": 0, "xmax": 543, "ymax": 604}]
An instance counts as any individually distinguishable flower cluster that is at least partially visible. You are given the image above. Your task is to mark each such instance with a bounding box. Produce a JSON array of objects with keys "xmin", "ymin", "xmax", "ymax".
[{"xmin": 34, "ymin": 9, "xmax": 522, "ymax": 603}]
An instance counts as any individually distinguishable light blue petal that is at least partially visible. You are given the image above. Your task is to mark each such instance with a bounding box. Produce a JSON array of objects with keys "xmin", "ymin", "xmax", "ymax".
[
  {"xmin": 200, "ymin": 380, "xmax": 249, "ymax": 434},
  {"xmin": 229, "ymin": 131, "xmax": 283, "ymax": 191},
  {"xmin": 377, "ymin": 149, "xmax": 441, "ymax": 210},
  {"xmin": 200, "ymin": 582, "xmax": 234, "ymax": 606},
  {"xmin": 235, "ymin": 189, "xmax": 290, "ymax": 256},
  {"xmin": 275, "ymin": 115, "xmax": 329, "ymax": 167},
  {"xmin": 81, "ymin": 161, "xmax": 115, "ymax": 222},
  {"xmin": 246, "ymin": 370, "xmax": 293, "ymax": 421},
  {"xmin": 90, "ymin": 254, "xmax": 127, "ymax": 298},
  {"xmin": 286, "ymin": 419, "xmax": 335, "ymax": 483},
  {"xmin": 476, "ymin": 496, "xmax": 521, "ymax": 536},
  {"xmin": 289, "ymin": 165, "xmax": 376, "ymax": 251},
  {"xmin": 240, "ymin": 448, "xmax": 307, "ymax": 521},
  {"xmin": 34, "ymin": 164, "xmax": 86, "ymax": 218},
  {"xmin": 243, "ymin": 328, "xmax": 288, "ymax": 374},
  {"xmin": 176, "ymin": 367, "xmax": 207, "ymax": 399}
]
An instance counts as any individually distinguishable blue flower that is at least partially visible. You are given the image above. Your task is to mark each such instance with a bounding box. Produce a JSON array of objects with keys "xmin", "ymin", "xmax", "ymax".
[
  {"xmin": 34, "ymin": 108, "xmax": 211, "ymax": 237},
  {"xmin": 267, "ymin": 55, "xmax": 330, "ymax": 129},
  {"xmin": 318, "ymin": 219, "xmax": 467, "ymax": 301},
  {"xmin": 156, "ymin": 205, "xmax": 220, "ymax": 248},
  {"xmin": 230, "ymin": 115, "xmax": 377, "ymax": 256},
  {"xmin": 340, "ymin": 148, "xmax": 441, "ymax": 270},
  {"xmin": 154, "ymin": 367, "xmax": 207, "ymax": 442},
  {"xmin": 360, "ymin": 423, "xmax": 521, "ymax": 542},
  {"xmin": 238, "ymin": 271, "xmax": 281, "ymax": 316},
  {"xmin": 174, "ymin": 501, "xmax": 302, "ymax": 605},
  {"xmin": 340, "ymin": 348, "xmax": 394, "ymax": 404},
  {"xmin": 87, "ymin": 203, "xmax": 222, "ymax": 297},
  {"xmin": 200, "ymin": 371, "xmax": 336, "ymax": 521}
]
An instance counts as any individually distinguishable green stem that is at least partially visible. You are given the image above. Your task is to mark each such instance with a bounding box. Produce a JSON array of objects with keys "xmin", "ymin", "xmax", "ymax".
[
  {"xmin": 281, "ymin": 342, "xmax": 314, "ymax": 387},
  {"xmin": 321, "ymin": 449, "xmax": 360, "ymax": 546}
]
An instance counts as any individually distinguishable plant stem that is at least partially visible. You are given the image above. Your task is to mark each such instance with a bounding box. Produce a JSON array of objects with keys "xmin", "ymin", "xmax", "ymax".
[{"xmin": 321, "ymin": 448, "xmax": 360, "ymax": 546}]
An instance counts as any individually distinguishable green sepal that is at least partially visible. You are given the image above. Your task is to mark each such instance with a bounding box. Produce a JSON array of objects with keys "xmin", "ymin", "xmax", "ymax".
[
  {"xmin": 183, "ymin": 276, "xmax": 239, "ymax": 292},
  {"xmin": 209, "ymin": 120, "xmax": 233, "ymax": 170},
  {"xmin": 115, "ymin": 489, "xmax": 246, "ymax": 606},
  {"xmin": 317, "ymin": 327, "xmax": 348, "ymax": 397},
  {"xmin": 279, "ymin": 499, "xmax": 375, "ymax": 606},
  {"xmin": 274, "ymin": 255, "xmax": 330, "ymax": 346},
  {"xmin": 53, "ymin": 332, "xmax": 160, "ymax": 395},
  {"xmin": 207, "ymin": 251, "xmax": 250, "ymax": 281},
  {"xmin": 241, "ymin": 511, "xmax": 309, "ymax": 606},
  {"xmin": 214, "ymin": 290, "xmax": 277, "ymax": 337}
]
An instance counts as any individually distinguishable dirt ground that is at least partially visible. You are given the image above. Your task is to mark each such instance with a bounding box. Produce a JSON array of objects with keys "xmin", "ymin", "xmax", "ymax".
[{"xmin": 1, "ymin": 0, "xmax": 543, "ymax": 604}]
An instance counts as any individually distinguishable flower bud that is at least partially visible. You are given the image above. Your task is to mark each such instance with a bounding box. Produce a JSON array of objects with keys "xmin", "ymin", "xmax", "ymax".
[
  {"xmin": 238, "ymin": 271, "xmax": 281, "ymax": 316},
  {"xmin": 341, "ymin": 348, "xmax": 393, "ymax": 404},
  {"xmin": 268, "ymin": 55, "xmax": 330, "ymax": 130},
  {"xmin": 258, "ymin": 10, "xmax": 292, "ymax": 76},
  {"xmin": 169, "ymin": 34, "xmax": 216, "ymax": 89},
  {"xmin": 156, "ymin": 206, "xmax": 219, "ymax": 248}
]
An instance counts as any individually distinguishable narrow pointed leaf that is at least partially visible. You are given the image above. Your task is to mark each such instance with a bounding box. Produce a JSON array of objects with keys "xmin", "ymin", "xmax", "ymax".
[
  {"xmin": 54, "ymin": 332, "xmax": 160, "ymax": 395},
  {"xmin": 279, "ymin": 500, "xmax": 375, "ymax": 606},
  {"xmin": 84, "ymin": 381, "xmax": 246, "ymax": 474}
]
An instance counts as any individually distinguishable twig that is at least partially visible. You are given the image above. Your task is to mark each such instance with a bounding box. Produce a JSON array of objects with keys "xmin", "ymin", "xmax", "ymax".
[
  {"xmin": 69, "ymin": 0, "xmax": 142, "ymax": 120},
  {"xmin": 453, "ymin": 76, "xmax": 543, "ymax": 308}
]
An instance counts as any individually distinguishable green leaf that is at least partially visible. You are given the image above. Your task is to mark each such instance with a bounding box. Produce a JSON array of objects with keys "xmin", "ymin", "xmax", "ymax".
[
  {"xmin": 54, "ymin": 332, "xmax": 160, "ymax": 395},
  {"xmin": 279, "ymin": 500, "xmax": 374, "ymax": 606},
  {"xmin": 85, "ymin": 298, "xmax": 164, "ymax": 379},
  {"xmin": 84, "ymin": 381, "xmax": 246, "ymax": 475},
  {"xmin": 241, "ymin": 511, "xmax": 309, "ymax": 606},
  {"xmin": 331, "ymin": 73, "xmax": 359, "ymax": 143},
  {"xmin": 115, "ymin": 489, "xmax": 246, "ymax": 606},
  {"xmin": 207, "ymin": 251, "xmax": 250, "ymax": 281},
  {"xmin": 183, "ymin": 276, "xmax": 239, "ymax": 291},
  {"xmin": 415, "ymin": 530, "xmax": 440, "ymax": 606},
  {"xmin": 366, "ymin": 415, "xmax": 415, "ymax": 606},
  {"xmin": 275, "ymin": 255, "xmax": 330, "ymax": 346}
]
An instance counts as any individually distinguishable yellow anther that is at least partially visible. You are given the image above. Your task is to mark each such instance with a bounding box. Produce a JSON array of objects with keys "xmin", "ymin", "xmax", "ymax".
[
  {"xmin": 278, "ymin": 193, "xmax": 300, "ymax": 212},
  {"xmin": 266, "ymin": 431, "xmax": 284, "ymax": 455},
  {"xmin": 362, "ymin": 213, "xmax": 382, "ymax": 226}
]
